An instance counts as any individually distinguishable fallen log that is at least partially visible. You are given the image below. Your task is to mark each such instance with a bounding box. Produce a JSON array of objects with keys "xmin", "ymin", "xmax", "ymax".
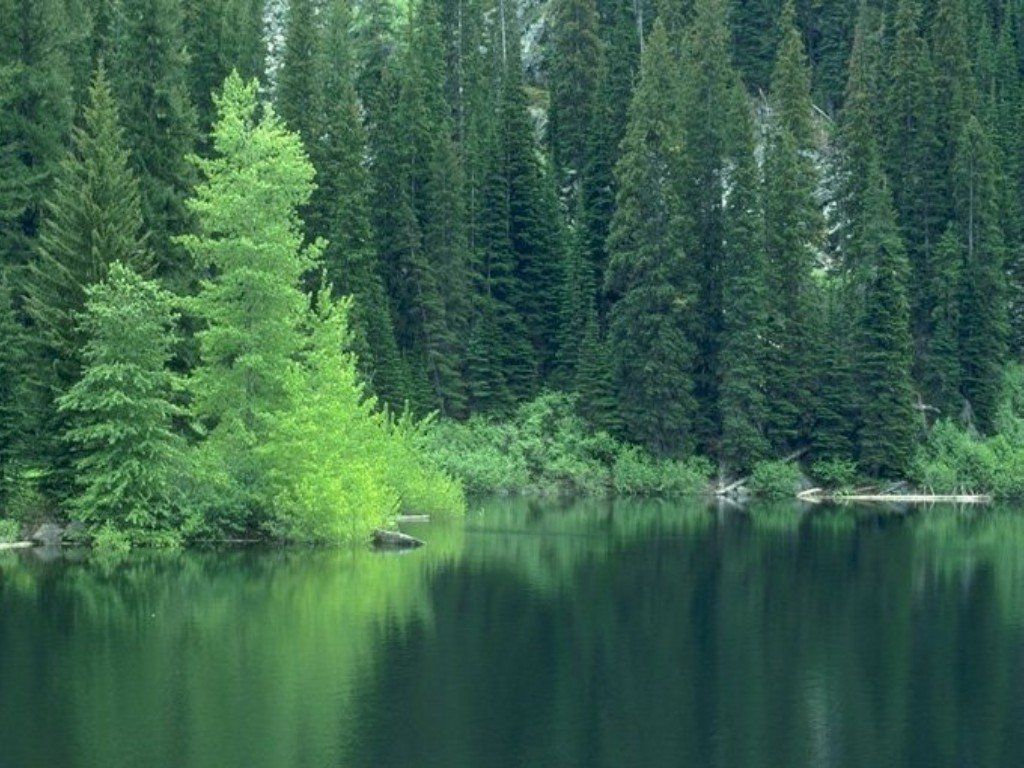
[
  {"xmin": 372, "ymin": 529, "xmax": 425, "ymax": 549},
  {"xmin": 798, "ymin": 491, "xmax": 992, "ymax": 505},
  {"xmin": 396, "ymin": 514, "xmax": 430, "ymax": 523},
  {"xmin": 0, "ymin": 541, "xmax": 33, "ymax": 551}
]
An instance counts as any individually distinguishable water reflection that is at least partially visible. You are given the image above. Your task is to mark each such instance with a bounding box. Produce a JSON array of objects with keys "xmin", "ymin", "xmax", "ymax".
[{"xmin": 1, "ymin": 499, "xmax": 1023, "ymax": 768}]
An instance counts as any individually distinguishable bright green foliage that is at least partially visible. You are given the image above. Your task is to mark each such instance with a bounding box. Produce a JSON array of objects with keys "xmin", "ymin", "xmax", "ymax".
[
  {"xmin": 718, "ymin": 98, "xmax": 769, "ymax": 473},
  {"xmin": 57, "ymin": 263, "xmax": 185, "ymax": 542},
  {"xmin": 856, "ymin": 159, "xmax": 918, "ymax": 476},
  {"xmin": 0, "ymin": 0, "xmax": 73, "ymax": 270},
  {"xmin": 762, "ymin": 0, "xmax": 822, "ymax": 451},
  {"xmin": 180, "ymin": 73, "xmax": 321, "ymax": 530},
  {"xmin": 954, "ymin": 116, "xmax": 1008, "ymax": 433},
  {"xmin": 110, "ymin": 0, "xmax": 197, "ymax": 287},
  {"xmin": 312, "ymin": 0, "xmax": 408, "ymax": 407},
  {"xmin": 265, "ymin": 291, "xmax": 462, "ymax": 542},
  {"xmin": 810, "ymin": 457, "xmax": 858, "ymax": 491},
  {"xmin": 748, "ymin": 459, "xmax": 803, "ymax": 498},
  {"xmin": 606, "ymin": 22, "xmax": 696, "ymax": 457},
  {"xmin": 24, "ymin": 66, "xmax": 150, "ymax": 498}
]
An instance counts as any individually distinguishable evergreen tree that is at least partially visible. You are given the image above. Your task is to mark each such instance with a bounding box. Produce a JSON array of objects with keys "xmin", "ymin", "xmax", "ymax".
[
  {"xmin": 677, "ymin": 0, "xmax": 751, "ymax": 448},
  {"xmin": 58, "ymin": 263, "xmax": 184, "ymax": 538},
  {"xmin": 24, "ymin": 66, "xmax": 150, "ymax": 499},
  {"xmin": 0, "ymin": 278, "xmax": 29, "ymax": 504},
  {"xmin": 813, "ymin": 282, "xmax": 859, "ymax": 461},
  {"xmin": 954, "ymin": 116, "xmax": 1008, "ymax": 431},
  {"xmin": 730, "ymin": 0, "xmax": 779, "ymax": 93},
  {"xmin": 185, "ymin": 0, "xmax": 266, "ymax": 138},
  {"xmin": 575, "ymin": 301, "xmax": 619, "ymax": 434},
  {"xmin": 761, "ymin": 0, "xmax": 822, "ymax": 450},
  {"xmin": 111, "ymin": 0, "xmax": 198, "ymax": 288},
  {"xmin": 718, "ymin": 94, "xmax": 769, "ymax": 473},
  {"xmin": 922, "ymin": 225, "xmax": 963, "ymax": 417},
  {"xmin": 0, "ymin": 0, "xmax": 73, "ymax": 271},
  {"xmin": 856, "ymin": 158, "xmax": 918, "ymax": 476},
  {"xmin": 278, "ymin": 0, "xmax": 321, "ymax": 146},
  {"xmin": 882, "ymin": 0, "xmax": 944, "ymax": 371},
  {"xmin": 313, "ymin": 0, "xmax": 408, "ymax": 406},
  {"xmin": 179, "ymin": 73, "xmax": 321, "ymax": 526},
  {"xmin": 605, "ymin": 22, "xmax": 696, "ymax": 456}
]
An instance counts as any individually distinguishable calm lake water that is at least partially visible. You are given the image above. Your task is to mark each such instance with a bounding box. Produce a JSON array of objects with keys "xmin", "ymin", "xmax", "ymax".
[{"xmin": 2, "ymin": 498, "xmax": 1024, "ymax": 768}]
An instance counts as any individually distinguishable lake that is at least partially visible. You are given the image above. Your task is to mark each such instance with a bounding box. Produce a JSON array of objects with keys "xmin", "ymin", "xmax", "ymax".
[{"xmin": 2, "ymin": 498, "xmax": 1023, "ymax": 768}]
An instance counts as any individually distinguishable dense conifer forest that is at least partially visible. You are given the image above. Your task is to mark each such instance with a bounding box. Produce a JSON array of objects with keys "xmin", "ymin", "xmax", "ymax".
[{"xmin": 5, "ymin": 0, "xmax": 1024, "ymax": 544}]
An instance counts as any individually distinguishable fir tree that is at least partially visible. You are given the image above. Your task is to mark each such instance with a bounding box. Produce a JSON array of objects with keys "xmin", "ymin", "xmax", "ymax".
[
  {"xmin": 605, "ymin": 22, "xmax": 696, "ymax": 456},
  {"xmin": 24, "ymin": 65, "xmax": 150, "ymax": 499},
  {"xmin": 58, "ymin": 263, "xmax": 184, "ymax": 538},
  {"xmin": 277, "ymin": 0, "xmax": 321, "ymax": 146},
  {"xmin": 761, "ymin": 0, "xmax": 822, "ymax": 450},
  {"xmin": 0, "ymin": 0, "xmax": 73, "ymax": 271},
  {"xmin": 313, "ymin": 0, "xmax": 408, "ymax": 406},
  {"xmin": 575, "ymin": 301, "xmax": 619, "ymax": 434},
  {"xmin": 718, "ymin": 93, "xmax": 769, "ymax": 473},
  {"xmin": 922, "ymin": 225, "xmax": 963, "ymax": 417},
  {"xmin": 111, "ymin": 0, "xmax": 198, "ymax": 288},
  {"xmin": 0, "ymin": 278, "xmax": 29, "ymax": 504},
  {"xmin": 179, "ymin": 73, "xmax": 321, "ymax": 526},
  {"xmin": 954, "ymin": 116, "xmax": 1008, "ymax": 432},
  {"xmin": 677, "ymin": 0, "xmax": 751, "ymax": 448},
  {"xmin": 856, "ymin": 158, "xmax": 918, "ymax": 476}
]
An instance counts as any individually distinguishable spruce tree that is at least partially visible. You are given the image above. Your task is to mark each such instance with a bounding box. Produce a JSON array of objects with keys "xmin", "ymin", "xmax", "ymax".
[
  {"xmin": 58, "ymin": 263, "xmax": 184, "ymax": 539},
  {"xmin": 575, "ymin": 301, "xmax": 619, "ymax": 434},
  {"xmin": 605, "ymin": 22, "xmax": 696, "ymax": 456},
  {"xmin": 0, "ymin": 278, "xmax": 29, "ymax": 504},
  {"xmin": 277, "ymin": 0, "xmax": 321, "ymax": 147},
  {"xmin": 111, "ymin": 0, "xmax": 197, "ymax": 288},
  {"xmin": 718, "ymin": 92, "xmax": 769, "ymax": 473},
  {"xmin": 882, "ymin": 0, "xmax": 944, "ymax": 371},
  {"xmin": 179, "ymin": 73, "xmax": 321, "ymax": 525},
  {"xmin": 24, "ymin": 65, "xmax": 150, "ymax": 499},
  {"xmin": 856, "ymin": 158, "xmax": 918, "ymax": 476},
  {"xmin": 313, "ymin": 0, "xmax": 408, "ymax": 407},
  {"xmin": 761, "ymin": 0, "xmax": 822, "ymax": 450},
  {"xmin": 677, "ymin": 0, "xmax": 751, "ymax": 449},
  {"xmin": 0, "ymin": 0, "xmax": 73, "ymax": 271},
  {"xmin": 954, "ymin": 116, "xmax": 1008, "ymax": 432},
  {"xmin": 922, "ymin": 225, "xmax": 963, "ymax": 417}
]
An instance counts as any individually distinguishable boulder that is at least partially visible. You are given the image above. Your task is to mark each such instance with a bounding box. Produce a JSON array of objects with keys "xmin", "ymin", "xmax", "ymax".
[
  {"xmin": 372, "ymin": 529, "xmax": 425, "ymax": 549},
  {"xmin": 31, "ymin": 523, "xmax": 64, "ymax": 547}
]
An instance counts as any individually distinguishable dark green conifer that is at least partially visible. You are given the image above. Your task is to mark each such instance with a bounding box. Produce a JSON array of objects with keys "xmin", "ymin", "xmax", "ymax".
[
  {"xmin": 111, "ymin": 0, "xmax": 197, "ymax": 288},
  {"xmin": 605, "ymin": 22, "xmax": 696, "ymax": 456}
]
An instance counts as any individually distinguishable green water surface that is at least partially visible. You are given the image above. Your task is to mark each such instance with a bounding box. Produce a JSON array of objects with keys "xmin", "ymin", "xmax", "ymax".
[{"xmin": 2, "ymin": 498, "xmax": 1023, "ymax": 768}]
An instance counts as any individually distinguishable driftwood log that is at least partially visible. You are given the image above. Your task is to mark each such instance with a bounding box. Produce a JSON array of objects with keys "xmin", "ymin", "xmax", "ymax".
[
  {"xmin": 372, "ymin": 529, "xmax": 425, "ymax": 549},
  {"xmin": 716, "ymin": 448, "xmax": 807, "ymax": 496}
]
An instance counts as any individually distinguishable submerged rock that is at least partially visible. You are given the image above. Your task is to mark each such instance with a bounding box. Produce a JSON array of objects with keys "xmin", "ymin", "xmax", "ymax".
[
  {"xmin": 372, "ymin": 529, "xmax": 425, "ymax": 549},
  {"xmin": 31, "ymin": 523, "xmax": 64, "ymax": 547}
]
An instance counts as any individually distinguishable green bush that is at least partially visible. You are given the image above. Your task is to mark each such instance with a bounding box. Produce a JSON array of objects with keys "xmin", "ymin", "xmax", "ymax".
[
  {"xmin": 613, "ymin": 447, "xmax": 711, "ymax": 496},
  {"xmin": 92, "ymin": 523, "xmax": 132, "ymax": 554},
  {"xmin": 749, "ymin": 460, "xmax": 803, "ymax": 498},
  {"xmin": 811, "ymin": 458, "xmax": 859, "ymax": 491},
  {"xmin": 0, "ymin": 518, "xmax": 21, "ymax": 544}
]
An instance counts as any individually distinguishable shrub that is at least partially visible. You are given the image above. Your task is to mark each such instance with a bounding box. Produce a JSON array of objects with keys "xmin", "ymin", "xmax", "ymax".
[
  {"xmin": 749, "ymin": 460, "xmax": 803, "ymax": 498},
  {"xmin": 0, "ymin": 518, "xmax": 21, "ymax": 544},
  {"xmin": 613, "ymin": 448, "xmax": 711, "ymax": 496},
  {"xmin": 92, "ymin": 523, "xmax": 132, "ymax": 555},
  {"xmin": 811, "ymin": 458, "xmax": 859, "ymax": 491}
]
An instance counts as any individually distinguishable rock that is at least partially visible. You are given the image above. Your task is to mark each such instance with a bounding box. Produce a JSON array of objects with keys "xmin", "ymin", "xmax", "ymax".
[
  {"xmin": 372, "ymin": 529, "xmax": 425, "ymax": 549},
  {"xmin": 62, "ymin": 521, "xmax": 89, "ymax": 544},
  {"xmin": 31, "ymin": 523, "xmax": 64, "ymax": 547}
]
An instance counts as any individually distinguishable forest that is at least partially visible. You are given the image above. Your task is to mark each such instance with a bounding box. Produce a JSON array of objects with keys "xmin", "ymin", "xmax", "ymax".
[{"xmin": 4, "ymin": 0, "xmax": 1024, "ymax": 545}]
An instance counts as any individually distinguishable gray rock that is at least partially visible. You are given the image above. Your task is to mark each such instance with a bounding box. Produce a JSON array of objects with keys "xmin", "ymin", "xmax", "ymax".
[
  {"xmin": 31, "ymin": 523, "xmax": 64, "ymax": 547},
  {"xmin": 372, "ymin": 529, "xmax": 425, "ymax": 549}
]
